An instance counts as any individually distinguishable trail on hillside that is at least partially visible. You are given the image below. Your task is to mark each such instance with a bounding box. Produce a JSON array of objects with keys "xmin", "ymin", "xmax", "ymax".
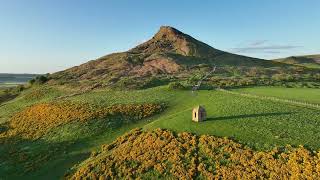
[{"xmin": 192, "ymin": 65, "xmax": 216, "ymax": 94}]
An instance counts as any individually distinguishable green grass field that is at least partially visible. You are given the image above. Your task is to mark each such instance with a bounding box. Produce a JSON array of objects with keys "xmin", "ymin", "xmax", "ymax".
[
  {"xmin": 0, "ymin": 89, "xmax": 5, "ymax": 96},
  {"xmin": 0, "ymin": 86, "xmax": 174, "ymax": 179},
  {"xmin": 1, "ymin": 85, "xmax": 320, "ymax": 179},
  {"xmin": 301, "ymin": 63, "xmax": 320, "ymax": 69},
  {"xmin": 0, "ymin": 83, "xmax": 26, "ymax": 89},
  {"xmin": 144, "ymin": 88, "xmax": 320, "ymax": 150},
  {"xmin": 231, "ymin": 86, "xmax": 320, "ymax": 104}
]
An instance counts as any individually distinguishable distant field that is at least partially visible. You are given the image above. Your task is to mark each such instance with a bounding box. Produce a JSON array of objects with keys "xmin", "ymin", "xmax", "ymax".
[
  {"xmin": 0, "ymin": 83, "xmax": 24, "ymax": 88},
  {"xmin": 302, "ymin": 63, "xmax": 320, "ymax": 69},
  {"xmin": 231, "ymin": 86, "xmax": 320, "ymax": 104}
]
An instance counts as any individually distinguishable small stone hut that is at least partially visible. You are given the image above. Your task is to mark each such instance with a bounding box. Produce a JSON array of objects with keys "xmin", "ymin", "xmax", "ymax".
[{"xmin": 192, "ymin": 105, "xmax": 206, "ymax": 122}]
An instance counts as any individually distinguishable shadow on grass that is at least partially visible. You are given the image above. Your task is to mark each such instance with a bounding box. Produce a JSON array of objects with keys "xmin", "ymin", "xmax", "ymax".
[
  {"xmin": 26, "ymin": 151, "xmax": 90, "ymax": 180},
  {"xmin": 0, "ymin": 115, "xmax": 154, "ymax": 179},
  {"xmin": 0, "ymin": 93, "xmax": 18, "ymax": 106},
  {"xmin": 0, "ymin": 133, "xmax": 83, "ymax": 180},
  {"xmin": 206, "ymin": 112, "xmax": 295, "ymax": 121}
]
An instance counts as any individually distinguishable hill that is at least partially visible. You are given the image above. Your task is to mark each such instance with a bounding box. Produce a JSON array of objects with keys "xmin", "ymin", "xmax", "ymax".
[
  {"xmin": 1, "ymin": 26, "xmax": 320, "ymax": 179},
  {"xmin": 48, "ymin": 26, "xmax": 284, "ymax": 88},
  {"xmin": 274, "ymin": 55, "xmax": 320, "ymax": 68}
]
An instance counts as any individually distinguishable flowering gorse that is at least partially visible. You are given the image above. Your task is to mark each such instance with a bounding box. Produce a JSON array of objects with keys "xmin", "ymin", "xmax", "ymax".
[{"xmin": 70, "ymin": 129, "xmax": 320, "ymax": 179}]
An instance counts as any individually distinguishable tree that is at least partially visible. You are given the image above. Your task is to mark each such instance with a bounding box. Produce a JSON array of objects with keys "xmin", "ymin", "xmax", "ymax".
[{"xmin": 29, "ymin": 75, "xmax": 50, "ymax": 85}]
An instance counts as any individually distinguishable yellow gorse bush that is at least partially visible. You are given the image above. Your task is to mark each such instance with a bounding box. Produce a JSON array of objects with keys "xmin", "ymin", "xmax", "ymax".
[
  {"xmin": 0, "ymin": 102, "xmax": 164, "ymax": 140},
  {"xmin": 70, "ymin": 129, "xmax": 320, "ymax": 179}
]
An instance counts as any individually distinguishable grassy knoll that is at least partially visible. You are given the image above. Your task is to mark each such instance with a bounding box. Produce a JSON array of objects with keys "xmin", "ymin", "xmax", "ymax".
[{"xmin": 231, "ymin": 86, "xmax": 320, "ymax": 104}]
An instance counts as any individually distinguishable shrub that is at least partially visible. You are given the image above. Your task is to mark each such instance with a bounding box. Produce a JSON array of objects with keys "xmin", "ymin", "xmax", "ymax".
[
  {"xmin": 168, "ymin": 82, "xmax": 185, "ymax": 90},
  {"xmin": 271, "ymin": 74, "xmax": 293, "ymax": 82},
  {"xmin": 142, "ymin": 77, "xmax": 169, "ymax": 89},
  {"xmin": 16, "ymin": 85, "xmax": 25, "ymax": 92},
  {"xmin": 29, "ymin": 75, "xmax": 49, "ymax": 85}
]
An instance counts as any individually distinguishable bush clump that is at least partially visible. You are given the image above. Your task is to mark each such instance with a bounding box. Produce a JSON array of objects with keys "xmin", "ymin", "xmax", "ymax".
[
  {"xmin": 70, "ymin": 129, "xmax": 320, "ymax": 179},
  {"xmin": 168, "ymin": 82, "xmax": 185, "ymax": 90},
  {"xmin": 29, "ymin": 74, "xmax": 50, "ymax": 85}
]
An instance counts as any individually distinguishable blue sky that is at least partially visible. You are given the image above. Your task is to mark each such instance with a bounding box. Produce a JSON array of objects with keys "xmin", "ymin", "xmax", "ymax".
[{"xmin": 0, "ymin": 0, "xmax": 319, "ymax": 73}]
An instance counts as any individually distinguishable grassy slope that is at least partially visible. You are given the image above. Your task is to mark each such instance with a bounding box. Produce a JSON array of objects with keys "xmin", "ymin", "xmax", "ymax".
[
  {"xmin": 0, "ymin": 86, "xmax": 174, "ymax": 179},
  {"xmin": 0, "ymin": 83, "xmax": 23, "ymax": 88},
  {"xmin": 145, "ymin": 89, "xmax": 320, "ymax": 150},
  {"xmin": 0, "ymin": 86, "xmax": 66, "ymax": 124},
  {"xmin": 31, "ymin": 88, "xmax": 174, "ymax": 179},
  {"xmin": 274, "ymin": 54, "xmax": 320, "ymax": 69},
  {"xmin": 302, "ymin": 63, "xmax": 320, "ymax": 69},
  {"xmin": 231, "ymin": 86, "xmax": 320, "ymax": 104},
  {"xmin": 1, "ymin": 86, "xmax": 320, "ymax": 179},
  {"xmin": 27, "ymin": 119, "xmax": 155, "ymax": 180}
]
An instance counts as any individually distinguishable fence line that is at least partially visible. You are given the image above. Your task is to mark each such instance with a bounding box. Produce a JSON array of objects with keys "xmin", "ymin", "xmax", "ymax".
[{"xmin": 218, "ymin": 88, "xmax": 320, "ymax": 109}]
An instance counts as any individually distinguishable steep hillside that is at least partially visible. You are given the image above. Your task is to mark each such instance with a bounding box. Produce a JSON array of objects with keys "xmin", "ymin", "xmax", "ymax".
[
  {"xmin": 49, "ymin": 26, "xmax": 282, "ymax": 87},
  {"xmin": 274, "ymin": 55, "xmax": 320, "ymax": 68}
]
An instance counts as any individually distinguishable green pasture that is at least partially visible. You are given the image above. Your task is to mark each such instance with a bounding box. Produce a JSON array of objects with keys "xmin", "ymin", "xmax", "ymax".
[
  {"xmin": 231, "ymin": 86, "xmax": 320, "ymax": 104},
  {"xmin": 1, "ymin": 85, "xmax": 320, "ymax": 179}
]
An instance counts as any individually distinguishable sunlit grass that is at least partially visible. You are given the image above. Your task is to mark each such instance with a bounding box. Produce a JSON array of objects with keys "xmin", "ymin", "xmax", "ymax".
[
  {"xmin": 1, "ymin": 85, "xmax": 320, "ymax": 179},
  {"xmin": 231, "ymin": 86, "xmax": 320, "ymax": 104}
]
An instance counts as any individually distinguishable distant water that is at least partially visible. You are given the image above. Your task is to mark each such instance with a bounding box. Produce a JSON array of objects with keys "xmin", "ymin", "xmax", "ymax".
[{"xmin": 0, "ymin": 74, "xmax": 38, "ymax": 85}]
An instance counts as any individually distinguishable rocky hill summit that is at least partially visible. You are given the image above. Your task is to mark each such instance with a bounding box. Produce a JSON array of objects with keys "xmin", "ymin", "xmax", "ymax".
[
  {"xmin": 48, "ymin": 26, "xmax": 282, "ymax": 88},
  {"xmin": 129, "ymin": 26, "xmax": 223, "ymax": 57}
]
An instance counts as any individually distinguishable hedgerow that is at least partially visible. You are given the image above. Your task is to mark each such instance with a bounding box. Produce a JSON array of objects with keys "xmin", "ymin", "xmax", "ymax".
[{"xmin": 69, "ymin": 129, "xmax": 320, "ymax": 179}]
